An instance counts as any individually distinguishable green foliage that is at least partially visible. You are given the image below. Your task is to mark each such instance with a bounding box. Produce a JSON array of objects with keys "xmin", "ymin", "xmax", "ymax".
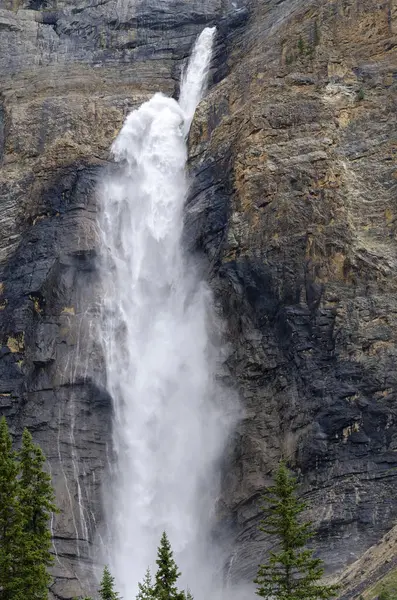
[
  {"xmin": 255, "ymin": 462, "xmax": 339, "ymax": 600},
  {"xmin": 357, "ymin": 88, "xmax": 365, "ymax": 101},
  {"xmin": 0, "ymin": 416, "xmax": 22, "ymax": 600},
  {"xmin": 16, "ymin": 428, "xmax": 58, "ymax": 599},
  {"xmin": 377, "ymin": 588, "xmax": 397, "ymax": 600},
  {"xmin": 313, "ymin": 21, "xmax": 320, "ymax": 46},
  {"xmin": 0, "ymin": 418, "xmax": 58, "ymax": 600},
  {"xmin": 99, "ymin": 566, "xmax": 121, "ymax": 600},
  {"xmin": 298, "ymin": 37, "xmax": 305, "ymax": 54},
  {"xmin": 136, "ymin": 535, "xmax": 191, "ymax": 600},
  {"xmin": 154, "ymin": 532, "xmax": 185, "ymax": 600},
  {"xmin": 137, "ymin": 568, "xmax": 155, "ymax": 600},
  {"xmin": 99, "ymin": 30, "xmax": 107, "ymax": 49},
  {"xmin": 365, "ymin": 567, "xmax": 397, "ymax": 600}
]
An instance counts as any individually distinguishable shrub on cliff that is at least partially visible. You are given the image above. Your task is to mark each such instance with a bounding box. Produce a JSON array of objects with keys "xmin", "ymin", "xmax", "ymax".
[{"xmin": 255, "ymin": 462, "xmax": 339, "ymax": 600}]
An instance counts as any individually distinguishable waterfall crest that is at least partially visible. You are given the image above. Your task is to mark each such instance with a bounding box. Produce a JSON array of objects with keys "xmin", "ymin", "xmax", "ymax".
[{"xmin": 99, "ymin": 27, "xmax": 230, "ymax": 599}]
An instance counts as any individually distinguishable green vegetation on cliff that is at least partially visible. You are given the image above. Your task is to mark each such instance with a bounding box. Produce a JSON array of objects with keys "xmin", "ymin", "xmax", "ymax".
[{"xmin": 363, "ymin": 569, "xmax": 397, "ymax": 600}]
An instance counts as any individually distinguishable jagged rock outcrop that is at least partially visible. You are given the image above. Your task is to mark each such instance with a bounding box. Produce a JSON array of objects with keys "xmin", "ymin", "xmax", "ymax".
[{"xmin": 0, "ymin": 0, "xmax": 397, "ymax": 597}]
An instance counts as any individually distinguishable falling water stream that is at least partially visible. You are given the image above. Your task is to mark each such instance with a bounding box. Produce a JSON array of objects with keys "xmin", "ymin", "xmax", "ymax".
[{"xmin": 99, "ymin": 28, "xmax": 230, "ymax": 599}]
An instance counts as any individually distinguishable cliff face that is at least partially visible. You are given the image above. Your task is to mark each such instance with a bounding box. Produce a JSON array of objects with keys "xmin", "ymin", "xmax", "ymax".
[
  {"xmin": 0, "ymin": 0, "xmax": 241, "ymax": 595},
  {"xmin": 0, "ymin": 0, "xmax": 396, "ymax": 597},
  {"xmin": 187, "ymin": 0, "xmax": 397, "ymax": 590}
]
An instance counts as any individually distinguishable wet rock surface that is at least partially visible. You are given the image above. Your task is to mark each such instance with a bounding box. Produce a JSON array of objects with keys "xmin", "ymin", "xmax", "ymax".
[{"xmin": 0, "ymin": 0, "xmax": 397, "ymax": 596}]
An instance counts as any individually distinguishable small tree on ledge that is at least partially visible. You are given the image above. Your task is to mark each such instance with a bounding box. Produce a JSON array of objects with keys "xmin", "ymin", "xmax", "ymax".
[{"xmin": 255, "ymin": 462, "xmax": 339, "ymax": 600}]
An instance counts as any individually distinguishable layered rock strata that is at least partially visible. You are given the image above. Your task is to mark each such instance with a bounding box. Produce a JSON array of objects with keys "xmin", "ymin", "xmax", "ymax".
[
  {"xmin": 187, "ymin": 0, "xmax": 397, "ymax": 588},
  {"xmin": 0, "ymin": 0, "xmax": 397, "ymax": 596},
  {"xmin": 0, "ymin": 0, "xmax": 244, "ymax": 594}
]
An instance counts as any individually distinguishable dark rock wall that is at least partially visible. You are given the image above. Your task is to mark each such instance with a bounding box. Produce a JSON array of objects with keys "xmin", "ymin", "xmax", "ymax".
[
  {"xmin": 187, "ymin": 0, "xmax": 397, "ymax": 588},
  {"xmin": 0, "ymin": 0, "xmax": 396, "ymax": 596},
  {"xmin": 0, "ymin": 162, "xmax": 110, "ymax": 597}
]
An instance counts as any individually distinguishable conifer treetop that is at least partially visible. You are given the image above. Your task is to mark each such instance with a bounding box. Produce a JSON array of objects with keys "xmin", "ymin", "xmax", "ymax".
[
  {"xmin": 99, "ymin": 566, "xmax": 121, "ymax": 600},
  {"xmin": 185, "ymin": 588, "xmax": 194, "ymax": 600},
  {"xmin": 154, "ymin": 532, "xmax": 185, "ymax": 600},
  {"xmin": 255, "ymin": 462, "xmax": 339, "ymax": 600},
  {"xmin": 137, "ymin": 567, "xmax": 155, "ymax": 600}
]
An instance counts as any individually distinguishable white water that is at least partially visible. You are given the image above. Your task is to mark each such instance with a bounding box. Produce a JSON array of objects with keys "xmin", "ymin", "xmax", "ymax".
[
  {"xmin": 179, "ymin": 27, "xmax": 218, "ymax": 132},
  {"xmin": 99, "ymin": 27, "xmax": 232, "ymax": 599}
]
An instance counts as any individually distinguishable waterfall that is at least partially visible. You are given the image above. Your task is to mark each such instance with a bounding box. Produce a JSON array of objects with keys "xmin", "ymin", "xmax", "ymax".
[
  {"xmin": 99, "ymin": 27, "xmax": 230, "ymax": 599},
  {"xmin": 179, "ymin": 27, "xmax": 218, "ymax": 133}
]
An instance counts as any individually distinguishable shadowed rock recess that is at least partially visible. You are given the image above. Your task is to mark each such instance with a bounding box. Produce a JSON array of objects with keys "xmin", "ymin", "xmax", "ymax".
[{"xmin": 0, "ymin": 0, "xmax": 396, "ymax": 596}]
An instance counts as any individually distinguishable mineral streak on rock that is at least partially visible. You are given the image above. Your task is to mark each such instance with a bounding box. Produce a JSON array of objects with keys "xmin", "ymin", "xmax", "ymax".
[{"xmin": 0, "ymin": 0, "xmax": 396, "ymax": 597}]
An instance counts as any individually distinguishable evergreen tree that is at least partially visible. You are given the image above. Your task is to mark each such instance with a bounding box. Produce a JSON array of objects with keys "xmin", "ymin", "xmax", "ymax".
[
  {"xmin": 255, "ymin": 462, "xmax": 339, "ymax": 600},
  {"xmin": 154, "ymin": 532, "xmax": 185, "ymax": 600},
  {"xmin": 16, "ymin": 428, "xmax": 58, "ymax": 599},
  {"xmin": 99, "ymin": 566, "xmax": 121, "ymax": 600},
  {"xmin": 0, "ymin": 416, "xmax": 22, "ymax": 600},
  {"xmin": 184, "ymin": 588, "xmax": 194, "ymax": 600},
  {"xmin": 136, "ymin": 567, "xmax": 155, "ymax": 600}
]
